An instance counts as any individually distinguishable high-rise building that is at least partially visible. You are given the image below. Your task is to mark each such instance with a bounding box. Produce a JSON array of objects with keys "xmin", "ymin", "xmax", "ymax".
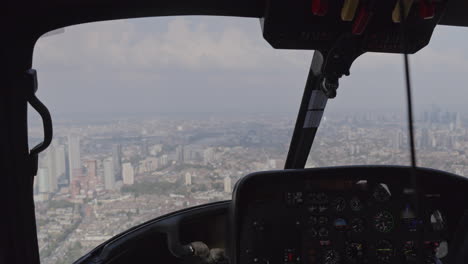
[
  {"xmin": 159, "ymin": 154, "xmax": 168, "ymax": 167},
  {"xmin": 394, "ymin": 131, "xmax": 405, "ymax": 151},
  {"xmin": 185, "ymin": 172, "xmax": 192, "ymax": 186},
  {"xmin": 224, "ymin": 176, "xmax": 232, "ymax": 193},
  {"xmin": 38, "ymin": 167, "xmax": 50, "ymax": 193},
  {"xmin": 122, "ymin": 162, "xmax": 135, "ymax": 185},
  {"xmin": 46, "ymin": 147, "xmax": 57, "ymax": 192},
  {"xmin": 84, "ymin": 160, "xmax": 98, "ymax": 189},
  {"xmin": 176, "ymin": 145, "xmax": 184, "ymax": 164},
  {"xmin": 203, "ymin": 148, "xmax": 215, "ymax": 165},
  {"xmin": 103, "ymin": 158, "xmax": 115, "ymax": 190},
  {"xmin": 112, "ymin": 144, "xmax": 122, "ymax": 180},
  {"xmin": 455, "ymin": 112, "xmax": 462, "ymax": 129},
  {"xmin": 68, "ymin": 135, "xmax": 81, "ymax": 183},
  {"xmin": 55, "ymin": 144, "xmax": 66, "ymax": 182},
  {"xmin": 44, "ymin": 143, "xmax": 66, "ymax": 192},
  {"xmin": 141, "ymin": 139, "xmax": 149, "ymax": 157},
  {"xmin": 420, "ymin": 128, "xmax": 430, "ymax": 150}
]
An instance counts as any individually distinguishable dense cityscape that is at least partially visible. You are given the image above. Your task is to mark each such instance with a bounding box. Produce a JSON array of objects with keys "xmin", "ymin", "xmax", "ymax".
[{"xmin": 31, "ymin": 107, "xmax": 468, "ymax": 263}]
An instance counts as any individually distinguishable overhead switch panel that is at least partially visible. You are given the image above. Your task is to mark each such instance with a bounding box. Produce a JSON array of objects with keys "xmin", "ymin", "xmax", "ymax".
[{"xmin": 260, "ymin": 0, "xmax": 448, "ymax": 54}]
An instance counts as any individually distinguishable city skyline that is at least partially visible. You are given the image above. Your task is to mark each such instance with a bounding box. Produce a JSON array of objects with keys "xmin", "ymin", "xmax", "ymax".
[{"xmin": 32, "ymin": 109, "xmax": 468, "ymax": 263}]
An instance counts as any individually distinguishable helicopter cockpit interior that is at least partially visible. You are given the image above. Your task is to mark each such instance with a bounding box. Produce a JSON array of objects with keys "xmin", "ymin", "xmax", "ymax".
[{"xmin": 2, "ymin": 0, "xmax": 468, "ymax": 264}]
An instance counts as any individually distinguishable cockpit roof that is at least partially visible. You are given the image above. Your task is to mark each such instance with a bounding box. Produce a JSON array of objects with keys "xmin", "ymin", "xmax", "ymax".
[{"xmin": 6, "ymin": 0, "xmax": 468, "ymax": 39}]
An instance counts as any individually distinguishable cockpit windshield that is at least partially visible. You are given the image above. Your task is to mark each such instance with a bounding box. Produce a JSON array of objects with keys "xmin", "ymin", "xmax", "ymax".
[{"xmin": 30, "ymin": 16, "xmax": 468, "ymax": 263}]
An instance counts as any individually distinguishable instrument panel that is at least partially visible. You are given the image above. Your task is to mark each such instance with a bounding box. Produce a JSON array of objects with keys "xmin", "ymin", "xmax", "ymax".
[{"xmin": 230, "ymin": 166, "xmax": 466, "ymax": 264}]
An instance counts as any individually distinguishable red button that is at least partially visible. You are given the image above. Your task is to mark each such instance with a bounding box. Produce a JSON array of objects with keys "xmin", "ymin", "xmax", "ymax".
[
  {"xmin": 420, "ymin": 0, "xmax": 435, "ymax": 19},
  {"xmin": 352, "ymin": 7, "xmax": 373, "ymax": 35},
  {"xmin": 312, "ymin": 0, "xmax": 329, "ymax": 16}
]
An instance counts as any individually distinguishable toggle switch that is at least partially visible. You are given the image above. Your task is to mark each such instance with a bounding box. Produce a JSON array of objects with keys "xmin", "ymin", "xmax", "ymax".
[
  {"xmin": 341, "ymin": 0, "xmax": 360, "ymax": 21},
  {"xmin": 392, "ymin": 0, "xmax": 414, "ymax": 23},
  {"xmin": 312, "ymin": 0, "xmax": 329, "ymax": 16},
  {"xmin": 419, "ymin": 0, "xmax": 435, "ymax": 19},
  {"xmin": 352, "ymin": 6, "xmax": 373, "ymax": 35}
]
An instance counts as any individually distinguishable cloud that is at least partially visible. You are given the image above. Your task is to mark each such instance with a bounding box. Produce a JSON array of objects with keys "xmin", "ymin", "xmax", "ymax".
[
  {"xmin": 34, "ymin": 17, "xmax": 311, "ymax": 73},
  {"xmin": 31, "ymin": 17, "xmax": 468, "ymax": 115}
]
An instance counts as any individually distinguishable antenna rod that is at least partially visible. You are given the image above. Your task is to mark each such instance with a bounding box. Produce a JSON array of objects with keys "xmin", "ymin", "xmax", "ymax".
[
  {"xmin": 399, "ymin": 3, "xmax": 421, "ymax": 249},
  {"xmin": 403, "ymin": 49, "xmax": 417, "ymax": 168}
]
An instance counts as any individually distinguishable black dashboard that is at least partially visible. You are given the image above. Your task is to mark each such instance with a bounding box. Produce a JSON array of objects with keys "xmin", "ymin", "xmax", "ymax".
[{"xmin": 231, "ymin": 166, "xmax": 468, "ymax": 264}]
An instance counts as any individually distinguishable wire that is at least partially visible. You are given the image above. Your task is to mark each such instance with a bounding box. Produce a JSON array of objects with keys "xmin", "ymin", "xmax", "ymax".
[
  {"xmin": 399, "ymin": 1, "xmax": 418, "ymax": 169},
  {"xmin": 399, "ymin": 2, "xmax": 422, "ymax": 256},
  {"xmin": 403, "ymin": 47, "xmax": 418, "ymax": 169}
]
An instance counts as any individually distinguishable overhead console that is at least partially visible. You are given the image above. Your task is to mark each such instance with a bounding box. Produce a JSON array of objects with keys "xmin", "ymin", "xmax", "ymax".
[
  {"xmin": 261, "ymin": 0, "xmax": 448, "ymax": 54},
  {"xmin": 230, "ymin": 166, "xmax": 468, "ymax": 264}
]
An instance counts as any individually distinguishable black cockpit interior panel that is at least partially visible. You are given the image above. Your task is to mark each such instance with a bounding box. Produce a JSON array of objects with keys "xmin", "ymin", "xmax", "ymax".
[{"xmin": 231, "ymin": 166, "xmax": 468, "ymax": 264}]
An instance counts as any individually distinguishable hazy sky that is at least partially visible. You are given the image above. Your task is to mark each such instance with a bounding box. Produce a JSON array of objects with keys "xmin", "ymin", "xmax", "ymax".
[{"xmin": 32, "ymin": 16, "xmax": 468, "ymax": 118}]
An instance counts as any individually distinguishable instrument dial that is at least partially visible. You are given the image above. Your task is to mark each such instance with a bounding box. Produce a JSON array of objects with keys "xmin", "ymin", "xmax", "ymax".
[
  {"xmin": 376, "ymin": 240, "xmax": 394, "ymax": 263},
  {"xmin": 350, "ymin": 218, "xmax": 365, "ymax": 233},
  {"xmin": 323, "ymin": 249, "xmax": 340, "ymax": 264},
  {"xmin": 345, "ymin": 242, "xmax": 365, "ymax": 263},
  {"xmin": 350, "ymin": 197, "xmax": 363, "ymax": 211},
  {"xmin": 374, "ymin": 211, "xmax": 394, "ymax": 233},
  {"xmin": 402, "ymin": 241, "xmax": 417, "ymax": 263},
  {"xmin": 373, "ymin": 184, "xmax": 391, "ymax": 202},
  {"xmin": 333, "ymin": 197, "xmax": 346, "ymax": 212}
]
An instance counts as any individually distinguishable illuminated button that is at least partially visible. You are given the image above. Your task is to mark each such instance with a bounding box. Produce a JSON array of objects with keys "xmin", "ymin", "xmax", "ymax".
[
  {"xmin": 419, "ymin": 0, "xmax": 435, "ymax": 19},
  {"xmin": 352, "ymin": 7, "xmax": 373, "ymax": 35},
  {"xmin": 341, "ymin": 0, "xmax": 360, "ymax": 21},
  {"xmin": 318, "ymin": 216, "xmax": 328, "ymax": 225},
  {"xmin": 392, "ymin": 0, "xmax": 414, "ymax": 23},
  {"xmin": 312, "ymin": 0, "xmax": 329, "ymax": 16}
]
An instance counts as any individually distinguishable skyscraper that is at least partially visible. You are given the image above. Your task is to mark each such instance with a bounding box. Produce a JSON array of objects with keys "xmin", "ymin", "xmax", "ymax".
[
  {"xmin": 420, "ymin": 128, "xmax": 430, "ymax": 150},
  {"xmin": 45, "ymin": 143, "xmax": 66, "ymax": 192},
  {"xmin": 455, "ymin": 112, "xmax": 462, "ymax": 129},
  {"xmin": 112, "ymin": 144, "xmax": 122, "ymax": 180},
  {"xmin": 84, "ymin": 159, "xmax": 98, "ymax": 189},
  {"xmin": 176, "ymin": 145, "xmax": 184, "ymax": 164},
  {"xmin": 68, "ymin": 135, "xmax": 81, "ymax": 183},
  {"xmin": 185, "ymin": 172, "xmax": 192, "ymax": 186},
  {"xmin": 46, "ymin": 147, "xmax": 58, "ymax": 192},
  {"xmin": 103, "ymin": 158, "xmax": 115, "ymax": 190},
  {"xmin": 224, "ymin": 176, "xmax": 232, "ymax": 193},
  {"xmin": 122, "ymin": 162, "xmax": 135, "ymax": 185},
  {"xmin": 141, "ymin": 139, "xmax": 149, "ymax": 157},
  {"xmin": 38, "ymin": 167, "xmax": 50, "ymax": 193},
  {"xmin": 55, "ymin": 144, "xmax": 66, "ymax": 182}
]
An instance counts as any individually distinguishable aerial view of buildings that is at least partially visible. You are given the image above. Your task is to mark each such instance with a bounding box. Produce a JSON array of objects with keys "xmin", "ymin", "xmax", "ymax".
[{"xmin": 31, "ymin": 107, "xmax": 468, "ymax": 263}]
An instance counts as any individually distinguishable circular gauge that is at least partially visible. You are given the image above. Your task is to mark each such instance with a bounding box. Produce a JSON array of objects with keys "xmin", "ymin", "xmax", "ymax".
[
  {"xmin": 333, "ymin": 197, "xmax": 346, "ymax": 212},
  {"xmin": 350, "ymin": 197, "xmax": 363, "ymax": 211},
  {"xmin": 376, "ymin": 240, "xmax": 394, "ymax": 263},
  {"xmin": 350, "ymin": 218, "xmax": 365, "ymax": 233},
  {"xmin": 333, "ymin": 218, "xmax": 348, "ymax": 231},
  {"xmin": 402, "ymin": 241, "xmax": 417, "ymax": 263},
  {"xmin": 373, "ymin": 184, "xmax": 391, "ymax": 202},
  {"xmin": 323, "ymin": 249, "xmax": 340, "ymax": 264},
  {"xmin": 345, "ymin": 242, "xmax": 365, "ymax": 263},
  {"xmin": 374, "ymin": 211, "xmax": 394, "ymax": 233}
]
